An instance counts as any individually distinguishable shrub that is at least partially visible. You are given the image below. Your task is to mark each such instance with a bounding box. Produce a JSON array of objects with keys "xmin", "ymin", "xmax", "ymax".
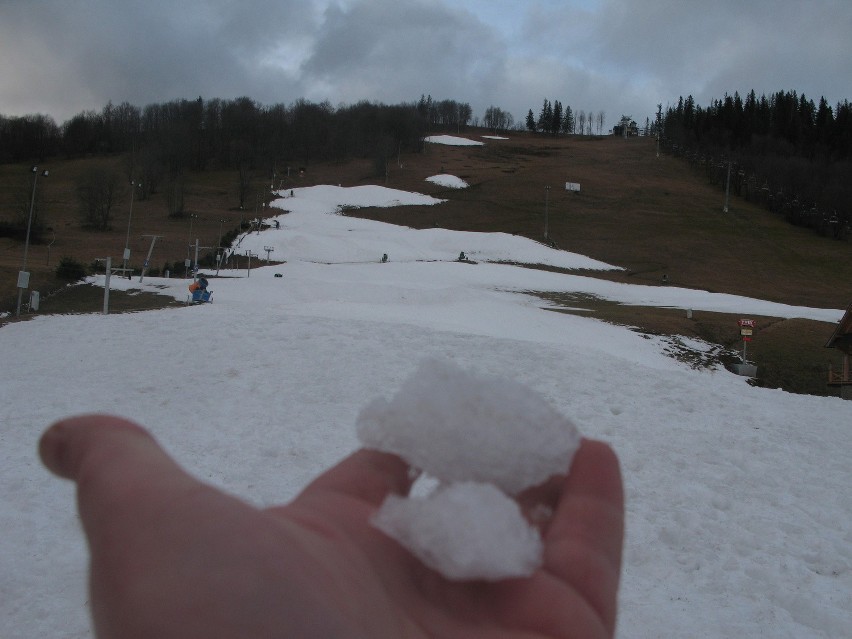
[{"xmin": 56, "ymin": 256, "xmax": 88, "ymax": 281}]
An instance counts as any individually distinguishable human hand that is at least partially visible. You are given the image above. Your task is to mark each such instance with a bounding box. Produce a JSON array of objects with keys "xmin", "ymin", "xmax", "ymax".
[{"xmin": 40, "ymin": 414, "xmax": 623, "ymax": 638}]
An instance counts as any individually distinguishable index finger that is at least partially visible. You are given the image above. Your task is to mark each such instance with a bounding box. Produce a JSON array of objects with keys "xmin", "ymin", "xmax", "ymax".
[{"xmin": 544, "ymin": 439, "xmax": 624, "ymax": 635}]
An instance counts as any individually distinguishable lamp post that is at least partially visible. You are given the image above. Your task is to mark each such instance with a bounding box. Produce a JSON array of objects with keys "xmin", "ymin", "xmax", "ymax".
[
  {"xmin": 185, "ymin": 213, "xmax": 199, "ymax": 278},
  {"xmin": 544, "ymin": 185, "xmax": 551, "ymax": 240},
  {"xmin": 215, "ymin": 218, "xmax": 225, "ymax": 276},
  {"xmin": 16, "ymin": 166, "xmax": 48, "ymax": 317},
  {"xmin": 122, "ymin": 181, "xmax": 141, "ymax": 278}
]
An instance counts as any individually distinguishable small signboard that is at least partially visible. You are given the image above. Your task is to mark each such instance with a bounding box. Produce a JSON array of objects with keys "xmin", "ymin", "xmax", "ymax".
[
  {"xmin": 565, "ymin": 182, "xmax": 581, "ymax": 192},
  {"xmin": 738, "ymin": 319, "xmax": 755, "ymax": 327},
  {"xmin": 740, "ymin": 328, "xmax": 753, "ymax": 336}
]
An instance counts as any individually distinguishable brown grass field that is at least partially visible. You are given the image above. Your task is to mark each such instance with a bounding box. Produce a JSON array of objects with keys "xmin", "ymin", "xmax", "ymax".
[{"xmin": 1, "ymin": 131, "xmax": 850, "ymax": 396}]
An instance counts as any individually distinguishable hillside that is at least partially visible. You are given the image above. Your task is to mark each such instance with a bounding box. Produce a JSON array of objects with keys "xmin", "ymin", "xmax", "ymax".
[
  {"xmin": 1, "ymin": 131, "xmax": 850, "ymax": 395},
  {"xmin": 3, "ymin": 178, "xmax": 851, "ymax": 639}
]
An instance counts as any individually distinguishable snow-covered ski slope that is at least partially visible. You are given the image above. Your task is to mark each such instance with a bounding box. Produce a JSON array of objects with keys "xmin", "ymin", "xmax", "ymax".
[{"xmin": 1, "ymin": 176, "xmax": 850, "ymax": 638}]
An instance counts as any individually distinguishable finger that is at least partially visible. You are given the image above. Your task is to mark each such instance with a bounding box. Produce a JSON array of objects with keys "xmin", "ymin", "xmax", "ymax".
[
  {"xmin": 41, "ymin": 414, "xmax": 153, "ymax": 479},
  {"xmin": 516, "ymin": 473, "xmax": 564, "ymax": 529},
  {"xmin": 544, "ymin": 439, "xmax": 624, "ymax": 634},
  {"xmin": 296, "ymin": 448, "xmax": 415, "ymax": 507},
  {"xmin": 39, "ymin": 414, "xmax": 200, "ymax": 536}
]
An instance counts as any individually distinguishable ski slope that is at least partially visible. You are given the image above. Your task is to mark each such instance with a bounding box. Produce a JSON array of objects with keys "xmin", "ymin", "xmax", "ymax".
[{"xmin": 1, "ymin": 178, "xmax": 850, "ymax": 638}]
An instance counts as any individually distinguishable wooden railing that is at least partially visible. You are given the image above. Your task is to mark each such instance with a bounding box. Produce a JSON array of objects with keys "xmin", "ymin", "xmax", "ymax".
[{"xmin": 828, "ymin": 369, "xmax": 851, "ymax": 385}]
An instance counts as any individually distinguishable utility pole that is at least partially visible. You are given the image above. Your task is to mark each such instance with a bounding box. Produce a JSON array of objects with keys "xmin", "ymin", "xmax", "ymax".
[
  {"xmin": 138, "ymin": 235, "xmax": 162, "ymax": 283},
  {"xmin": 122, "ymin": 181, "xmax": 141, "ymax": 278},
  {"xmin": 544, "ymin": 186, "xmax": 551, "ymax": 241},
  {"xmin": 16, "ymin": 166, "xmax": 48, "ymax": 317},
  {"xmin": 245, "ymin": 250, "xmax": 257, "ymax": 277},
  {"xmin": 95, "ymin": 256, "xmax": 112, "ymax": 315},
  {"xmin": 723, "ymin": 161, "xmax": 732, "ymax": 213},
  {"xmin": 185, "ymin": 213, "xmax": 199, "ymax": 278}
]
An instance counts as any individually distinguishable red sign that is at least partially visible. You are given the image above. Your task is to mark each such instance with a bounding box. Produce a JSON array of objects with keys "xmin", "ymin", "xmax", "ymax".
[
  {"xmin": 742, "ymin": 336, "xmax": 752, "ymax": 342},
  {"xmin": 738, "ymin": 319, "xmax": 755, "ymax": 327}
]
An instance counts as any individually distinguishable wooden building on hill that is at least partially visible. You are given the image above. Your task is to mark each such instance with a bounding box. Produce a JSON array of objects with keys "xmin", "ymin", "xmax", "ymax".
[{"xmin": 826, "ymin": 303, "xmax": 852, "ymax": 399}]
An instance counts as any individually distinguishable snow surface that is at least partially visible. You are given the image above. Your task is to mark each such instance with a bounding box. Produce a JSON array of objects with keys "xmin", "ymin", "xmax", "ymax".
[
  {"xmin": 425, "ymin": 134, "xmax": 484, "ymax": 146},
  {"xmin": 2, "ymin": 183, "xmax": 851, "ymax": 638},
  {"xmin": 426, "ymin": 173, "xmax": 469, "ymax": 189}
]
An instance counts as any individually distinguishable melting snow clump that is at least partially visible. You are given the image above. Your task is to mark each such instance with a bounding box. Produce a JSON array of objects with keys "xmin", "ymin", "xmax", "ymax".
[
  {"xmin": 357, "ymin": 358, "xmax": 581, "ymax": 494},
  {"xmin": 373, "ymin": 482, "xmax": 543, "ymax": 580},
  {"xmin": 426, "ymin": 174, "xmax": 469, "ymax": 189},
  {"xmin": 356, "ymin": 358, "xmax": 582, "ymax": 580}
]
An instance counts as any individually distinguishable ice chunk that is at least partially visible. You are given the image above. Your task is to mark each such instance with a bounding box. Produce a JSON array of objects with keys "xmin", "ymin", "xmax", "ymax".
[
  {"xmin": 356, "ymin": 358, "xmax": 581, "ymax": 494},
  {"xmin": 373, "ymin": 482, "xmax": 543, "ymax": 580}
]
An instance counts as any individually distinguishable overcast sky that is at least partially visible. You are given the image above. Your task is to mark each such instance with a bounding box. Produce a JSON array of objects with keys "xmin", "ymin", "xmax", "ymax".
[{"xmin": 1, "ymin": 0, "xmax": 850, "ymax": 128}]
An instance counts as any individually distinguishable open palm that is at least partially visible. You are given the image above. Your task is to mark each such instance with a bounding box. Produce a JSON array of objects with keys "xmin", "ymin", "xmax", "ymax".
[{"xmin": 40, "ymin": 414, "xmax": 624, "ymax": 639}]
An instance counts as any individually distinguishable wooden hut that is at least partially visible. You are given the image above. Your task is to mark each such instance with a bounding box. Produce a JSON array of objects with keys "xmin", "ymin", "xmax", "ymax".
[{"xmin": 826, "ymin": 303, "xmax": 852, "ymax": 399}]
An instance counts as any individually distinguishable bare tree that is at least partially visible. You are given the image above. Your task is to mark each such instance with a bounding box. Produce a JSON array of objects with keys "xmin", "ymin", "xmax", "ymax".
[
  {"xmin": 597, "ymin": 110, "xmax": 606, "ymax": 135},
  {"xmin": 577, "ymin": 110, "xmax": 586, "ymax": 136},
  {"xmin": 77, "ymin": 165, "xmax": 122, "ymax": 230},
  {"xmin": 165, "ymin": 174, "xmax": 185, "ymax": 217}
]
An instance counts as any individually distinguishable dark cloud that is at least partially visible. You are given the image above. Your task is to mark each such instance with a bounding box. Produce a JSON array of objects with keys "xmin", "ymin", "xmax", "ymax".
[
  {"xmin": 0, "ymin": 0, "xmax": 850, "ymax": 128},
  {"xmin": 0, "ymin": 0, "xmax": 318, "ymax": 120},
  {"xmin": 298, "ymin": 0, "xmax": 507, "ymax": 107}
]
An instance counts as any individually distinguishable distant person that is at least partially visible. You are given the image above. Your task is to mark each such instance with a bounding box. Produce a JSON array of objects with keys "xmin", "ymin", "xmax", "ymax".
[{"xmin": 39, "ymin": 414, "xmax": 624, "ymax": 639}]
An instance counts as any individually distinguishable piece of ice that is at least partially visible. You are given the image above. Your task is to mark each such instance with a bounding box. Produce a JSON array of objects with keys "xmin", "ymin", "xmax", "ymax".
[
  {"xmin": 373, "ymin": 482, "xmax": 543, "ymax": 580},
  {"xmin": 356, "ymin": 358, "xmax": 581, "ymax": 494}
]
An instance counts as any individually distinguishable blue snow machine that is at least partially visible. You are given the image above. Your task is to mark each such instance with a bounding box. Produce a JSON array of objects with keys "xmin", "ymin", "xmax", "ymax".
[{"xmin": 189, "ymin": 277, "xmax": 212, "ymax": 303}]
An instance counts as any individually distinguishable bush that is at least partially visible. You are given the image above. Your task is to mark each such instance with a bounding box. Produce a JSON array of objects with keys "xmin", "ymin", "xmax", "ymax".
[{"xmin": 56, "ymin": 256, "xmax": 88, "ymax": 281}]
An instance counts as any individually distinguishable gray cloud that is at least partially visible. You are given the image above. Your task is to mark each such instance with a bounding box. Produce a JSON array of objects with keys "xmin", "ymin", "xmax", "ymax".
[
  {"xmin": 298, "ymin": 0, "xmax": 507, "ymax": 107},
  {"xmin": 1, "ymin": 0, "xmax": 850, "ymax": 128}
]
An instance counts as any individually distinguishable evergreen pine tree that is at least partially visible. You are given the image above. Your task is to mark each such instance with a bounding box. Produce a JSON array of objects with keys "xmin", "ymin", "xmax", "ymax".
[
  {"xmin": 552, "ymin": 100, "xmax": 563, "ymax": 136},
  {"xmin": 562, "ymin": 106, "xmax": 574, "ymax": 134},
  {"xmin": 537, "ymin": 99, "xmax": 552, "ymax": 134}
]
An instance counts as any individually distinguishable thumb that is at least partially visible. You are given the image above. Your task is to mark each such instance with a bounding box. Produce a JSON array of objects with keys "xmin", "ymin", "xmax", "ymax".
[
  {"xmin": 40, "ymin": 414, "xmax": 162, "ymax": 479},
  {"xmin": 39, "ymin": 414, "xmax": 200, "ymax": 535}
]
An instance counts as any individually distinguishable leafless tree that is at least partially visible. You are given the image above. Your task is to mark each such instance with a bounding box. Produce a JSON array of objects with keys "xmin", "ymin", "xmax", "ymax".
[{"xmin": 77, "ymin": 165, "xmax": 122, "ymax": 230}]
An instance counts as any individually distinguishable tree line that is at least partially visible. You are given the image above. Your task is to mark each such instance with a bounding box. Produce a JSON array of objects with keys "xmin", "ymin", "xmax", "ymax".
[
  {"xmin": 0, "ymin": 94, "xmax": 500, "ymax": 171},
  {"xmin": 661, "ymin": 90, "xmax": 852, "ymax": 239},
  {"xmin": 524, "ymin": 98, "xmax": 609, "ymax": 136},
  {"xmin": 2, "ymin": 94, "xmax": 511, "ymax": 235}
]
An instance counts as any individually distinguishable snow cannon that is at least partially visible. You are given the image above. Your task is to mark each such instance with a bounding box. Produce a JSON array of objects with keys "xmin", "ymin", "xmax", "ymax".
[{"xmin": 188, "ymin": 277, "xmax": 212, "ymax": 303}]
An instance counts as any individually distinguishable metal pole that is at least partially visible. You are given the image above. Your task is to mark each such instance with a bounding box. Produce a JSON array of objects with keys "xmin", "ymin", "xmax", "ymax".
[
  {"xmin": 193, "ymin": 239, "xmax": 199, "ymax": 279},
  {"xmin": 138, "ymin": 236, "xmax": 160, "ymax": 283},
  {"xmin": 16, "ymin": 167, "xmax": 46, "ymax": 317},
  {"xmin": 185, "ymin": 214, "xmax": 198, "ymax": 278},
  {"xmin": 724, "ymin": 161, "xmax": 731, "ymax": 213},
  {"xmin": 122, "ymin": 181, "xmax": 137, "ymax": 276},
  {"xmin": 544, "ymin": 186, "xmax": 551, "ymax": 240},
  {"xmin": 103, "ymin": 257, "xmax": 111, "ymax": 315}
]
